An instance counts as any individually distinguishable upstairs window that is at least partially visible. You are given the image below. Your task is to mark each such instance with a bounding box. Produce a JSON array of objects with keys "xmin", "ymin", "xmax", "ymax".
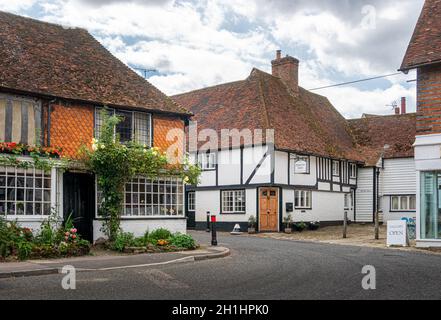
[
  {"xmin": 197, "ymin": 152, "xmax": 216, "ymax": 170},
  {"xmin": 349, "ymin": 163, "xmax": 357, "ymax": 179},
  {"xmin": 332, "ymin": 160, "xmax": 340, "ymax": 176},
  {"xmin": 95, "ymin": 107, "xmax": 151, "ymax": 146}
]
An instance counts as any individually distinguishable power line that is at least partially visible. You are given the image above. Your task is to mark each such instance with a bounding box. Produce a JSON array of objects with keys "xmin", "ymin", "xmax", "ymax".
[{"xmin": 308, "ymin": 72, "xmax": 402, "ymax": 91}]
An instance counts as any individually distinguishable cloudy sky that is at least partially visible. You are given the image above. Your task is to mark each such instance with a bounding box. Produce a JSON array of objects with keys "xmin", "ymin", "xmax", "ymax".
[{"xmin": 1, "ymin": 0, "xmax": 424, "ymax": 118}]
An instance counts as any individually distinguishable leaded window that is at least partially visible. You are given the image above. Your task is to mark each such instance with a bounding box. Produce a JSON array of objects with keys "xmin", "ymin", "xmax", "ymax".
[
  {"xmin": 0, "ymin": 166, "xmax": 51, "ymax": 216},
  {"xmin": 94, "ymin": 107, "xmax": 151, "ymax": 146}
]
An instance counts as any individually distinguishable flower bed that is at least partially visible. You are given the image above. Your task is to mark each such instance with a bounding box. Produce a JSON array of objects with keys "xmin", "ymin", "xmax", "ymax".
[
  {"xmin": 0, "ymin": 215, "xmax": 90, "ymax": 262},
  {"xmin": 108, "ymin": 228, "xmax": 198, "ymax": 254}
]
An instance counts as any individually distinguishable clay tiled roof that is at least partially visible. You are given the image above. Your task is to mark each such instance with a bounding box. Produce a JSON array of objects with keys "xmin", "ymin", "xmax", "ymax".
[
  {"xmin": 174, "ymin": 68, "xmax": 363, "ymax": 161},
  {"xmin": 348, "ymin": 113, "xmax": 416, "ymax": 166},
  {"xmin": 400, "ymin": 0, "xmax": 441, "ymax": 71},
  {"xmin": 0, "ymin": 11, "xmax": 190, "ymax": 115}
]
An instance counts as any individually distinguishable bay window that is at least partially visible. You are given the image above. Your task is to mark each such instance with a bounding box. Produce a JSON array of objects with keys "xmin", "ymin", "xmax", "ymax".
[
  {"xmin": 97, "ymin": 176, "xmax": 184, "ymax": 217},
  {"xmin": 0, "ymin": 166, "xmax": 51, "ymax": 216}
]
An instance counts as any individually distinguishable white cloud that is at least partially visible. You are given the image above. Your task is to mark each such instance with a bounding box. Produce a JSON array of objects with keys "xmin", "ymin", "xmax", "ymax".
[{"xmin": 1, "ymin": 0, "xmax": 423, "ymax": 118}]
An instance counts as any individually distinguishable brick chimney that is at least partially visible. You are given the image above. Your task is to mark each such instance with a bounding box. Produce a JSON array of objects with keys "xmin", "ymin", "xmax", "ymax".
[
  {"xmin": 401, "ymin": 97, "xmax": 406, "ymax": 114},
  {"xmin": 271, "ymin": 50, "xmax": 299, "ymax": 95}
]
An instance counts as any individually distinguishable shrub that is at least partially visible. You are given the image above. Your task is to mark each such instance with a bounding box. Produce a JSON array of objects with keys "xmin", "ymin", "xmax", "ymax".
[
  {"xmin": 149, "ymin": 228, "xmax": 172, "ymax": 243},
  {"xmin": 111, "ymin": 232, "xmax": 135, "ymax": 252},
  {"xmin": 169, "ymin": 233, "xmax": 196, "ymax": 250}
]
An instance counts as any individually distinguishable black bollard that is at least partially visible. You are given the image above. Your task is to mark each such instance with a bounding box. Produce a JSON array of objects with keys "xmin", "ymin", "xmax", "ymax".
[
  {"xmin": 211, "ymin": 215, "xmax": 218, "ymax": 246},
  {"xmin": 206, "ymin": 211, "xmax": 210, "ymax": 232}
]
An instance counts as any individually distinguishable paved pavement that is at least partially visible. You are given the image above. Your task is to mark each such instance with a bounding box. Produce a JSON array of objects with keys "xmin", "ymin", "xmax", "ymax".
[{"xmin": 1, "ymin": 231, "xmax": 441, "ymax": 299}]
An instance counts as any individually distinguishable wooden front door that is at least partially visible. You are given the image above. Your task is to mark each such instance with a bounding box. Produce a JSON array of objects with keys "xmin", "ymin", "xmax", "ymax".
[{"xmin": 259, "ymin": 188, "xmax": 278, "ymax": 232}]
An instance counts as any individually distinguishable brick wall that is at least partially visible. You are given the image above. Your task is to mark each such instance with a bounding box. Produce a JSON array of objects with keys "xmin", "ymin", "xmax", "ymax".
[
  {"xmin": 153, "ymin": 115, "xmax": 185, "ymax": 164},
  {"xmin": 417, "ymin": 64, "xmax": 441, "ymax": 134},
  {"xmin": 49, "ymin": 102, "xmax": 94, "ymax": 158}
]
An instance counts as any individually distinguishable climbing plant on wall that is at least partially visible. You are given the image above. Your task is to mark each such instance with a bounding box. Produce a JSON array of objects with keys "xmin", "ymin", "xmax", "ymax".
[{"xmin": 81, "ymin": 109, "xmax": 201, "ymax": 241}]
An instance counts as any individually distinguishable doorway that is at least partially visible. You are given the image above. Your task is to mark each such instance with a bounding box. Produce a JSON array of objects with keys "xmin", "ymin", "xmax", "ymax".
[
  {"xmin": 259, "ymin": 188, "xmax": 278, "ymax": 232},
  {"xmin": 63, "ymin": 172, "xmax": 95, "ymax": 242}
]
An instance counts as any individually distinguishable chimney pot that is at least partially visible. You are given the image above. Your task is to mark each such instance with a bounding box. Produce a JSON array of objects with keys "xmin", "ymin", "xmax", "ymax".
[
  {"xmin": 395, "ymin": 107, "xmax": 400, "ymax": 115},
  {"xmin": 276, "ymin": 50, "xmax": 281, "ymax": 60},
  {"xmin": 401, "ymin": 97, "xmax": 406, "ymax": 114}
]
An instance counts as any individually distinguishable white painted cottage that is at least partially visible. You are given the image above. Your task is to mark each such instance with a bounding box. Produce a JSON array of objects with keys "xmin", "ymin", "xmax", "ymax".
[{"xmin": 174, "ymin": 51, "xmax": 417, "ymax": 232}]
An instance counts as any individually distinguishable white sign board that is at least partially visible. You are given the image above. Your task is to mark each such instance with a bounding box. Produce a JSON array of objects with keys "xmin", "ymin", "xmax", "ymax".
[
  {"xmin": 295, "ymin": 160, "xmax": 307, "ymax": 173},
  {"xmin": 387, "ymin": 220, "xmax": 408, "ymax": 247}
]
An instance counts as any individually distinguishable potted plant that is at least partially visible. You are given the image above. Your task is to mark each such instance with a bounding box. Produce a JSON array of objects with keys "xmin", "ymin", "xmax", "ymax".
[
  {"xmin": 283, "ymin": 213, "xmax": 293, "ymax": 233},
  {"xmin": 294, "ymin": 221, "xmax": 307, "ymax": 232},
  {"xmin": 248, "ymin": 215, "xmax": 257, "ymax": 234},
  {"xmin": 308, "ymin": 221, "xmax": 320, "ymax": 231}
]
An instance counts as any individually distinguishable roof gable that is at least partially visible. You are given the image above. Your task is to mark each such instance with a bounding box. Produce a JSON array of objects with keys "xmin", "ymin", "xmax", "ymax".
[
  {"xmin": 174, "ymin": 68, "xmax": 362, "ymax": 161},
  {"xmin": 348, "ymin": 113, "xmax": 416, "ymax": 166},
  {"xmin": 400, "ymin": 0, "xmax": 441, "ymax": 71},
  {"xmin": 0, "ymin": 11, "xmax": 190, "ymax": 115}
]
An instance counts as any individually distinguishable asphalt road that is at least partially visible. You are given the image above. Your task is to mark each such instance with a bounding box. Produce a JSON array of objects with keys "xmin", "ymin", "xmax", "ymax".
[{"xmin": 1, "ymin": 231, "xmax": 441, "ymax": 300}]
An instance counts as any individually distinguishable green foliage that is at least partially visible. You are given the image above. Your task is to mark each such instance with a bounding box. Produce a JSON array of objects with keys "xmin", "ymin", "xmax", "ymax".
[
  {"xmin": 149, "ymin": 228, "xmax": 172, "ymax": 243},
  {"xmin": 248, "ymin": 215, "xmax": 256, "ymax": 228},
  {"xmin": 0, "ymin": 213, "xmax": 90, "ymax": 261},
  {"xmin": 169, "ymin": 233, "xmax": 196, "ymax": 249},
  {"xmin": 81, "ymin": 108, "xmax": 201, "ymax": 241},
  {"xmin": 111, "ymin": 232, "xmax": 136, "ymax": 252},
  {"xmin": 283, "ymin": 214, "xmax": 293, "ymax": 228}
]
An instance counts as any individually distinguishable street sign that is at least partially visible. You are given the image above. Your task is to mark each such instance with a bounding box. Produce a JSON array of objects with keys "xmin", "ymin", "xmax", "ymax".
[{"xmin": 387, "ymin": 220, "xmax": 408, "ymax": 247}]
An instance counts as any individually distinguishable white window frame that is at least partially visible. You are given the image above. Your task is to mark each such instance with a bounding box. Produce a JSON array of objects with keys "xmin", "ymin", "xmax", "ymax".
[
  {"xmin": 96, "ymin": 176, "xmax": 184, "ymax": 218},
  {"xmin": 187, "ymin": 191, "xmax": 195, "ymax": 211},
  {"xmin": 390, "ymin": 195, "xmax": 416, "ymax": 211},
  {"xmin": 95, "ymin": 107, "xmax": 152, "ymax": 146},
  {"xmin": 332, "ymin": 160, "xmax": 340, "ymax": 176},
  {"xmin": 197, "ymin": 152, "xmax": 216, "ymax": 170},
  {"xmin": 0, "ymin": 165, "xmax": 52, "ymax": 217},
  {"xmin": 349, "ymin": 163, "xmax": 357, "ymax": 179},
  {"xmin": 221, "ymin": 190, "xmax": 246, "ymax": 214},
  {"xmin": 295, "ymin": 190, "xmax": 312, "ymax": 209},
  {"xmin": 293, "ymin": 155, "xmax": 310, "ymax": 174}
]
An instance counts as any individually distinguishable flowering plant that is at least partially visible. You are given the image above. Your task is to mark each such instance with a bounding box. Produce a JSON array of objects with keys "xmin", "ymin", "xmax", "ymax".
[
  {"xmin": 0, "ymin": 142, "xmax": 62, "ymax": 158},
  {"xmin": 64, "ymin": 228, "xmax": 78, "ymax": 243}
]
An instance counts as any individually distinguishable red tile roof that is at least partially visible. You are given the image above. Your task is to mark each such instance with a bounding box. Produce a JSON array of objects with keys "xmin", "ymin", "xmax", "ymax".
[
  {"xmin": 400, "ymin": 0, "xmax": 441, "ymax": 71},
  {"xmin": 0, "ymin": 11, "xmax": 190, "ymax": 115},
  {"xmin": 174, "ymin": 68, "xmax": 363, "ymax": 161},
  {"xmin": 348, "ymin": 113, "xmax": 416, "ymax": 166}
]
